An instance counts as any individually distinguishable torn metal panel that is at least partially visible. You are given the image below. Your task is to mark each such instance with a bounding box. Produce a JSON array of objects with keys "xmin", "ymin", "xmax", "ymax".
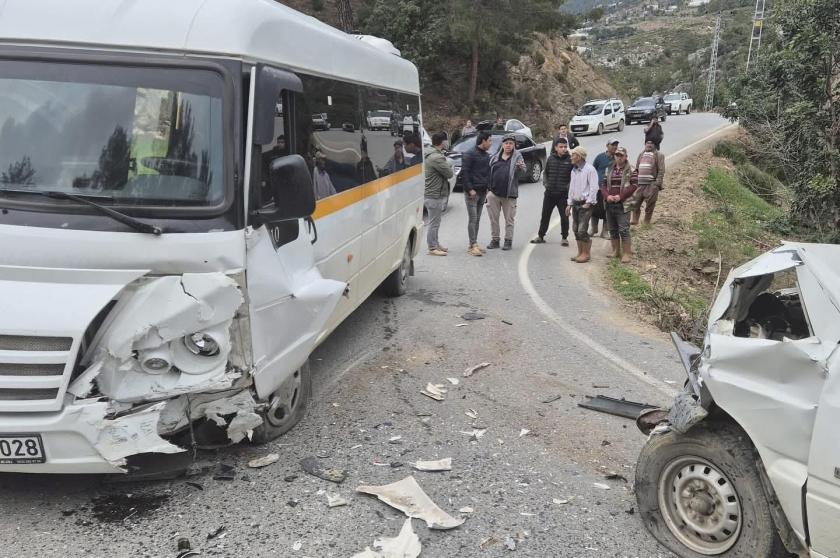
[
  {"xmin": 351, "ymin": 519, "xmax": 421, "ymax": 558},
  {"xmin": 157, "ymin": 389, "xmax": 263, "ymax": 443},
  {"xmin": 87, "ymin": 402, "xmax": 184, "ymax": 466},
  {"xmin": 356, "ymin": 476, "xmax": 465, "ymax": 530},
  {"xmin": 92, "ymin": 273, "xmax": 244, "ymax": 403},
  {"xmin": 412, "ymin": 458, "xmax": 452, "ymax": 472},
  {"xmin": 665, "ymin": 392, "xmax": 708, "ymax": 434},
  {"xmin": 577, "ymin": 395, "xmax": 656, "ymax": 419},
  {"xmin": 245, "ymin": 226, "xmax": 345, "ymax": 399},
  {"xmin": 733, "ymin": 247, "xmax": 802, "ymax": 279}
]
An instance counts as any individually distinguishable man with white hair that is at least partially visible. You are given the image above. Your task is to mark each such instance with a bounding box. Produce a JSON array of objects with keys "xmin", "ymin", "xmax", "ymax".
[{"xmin": 565, "ymin": 146, "xmax": 600, "ymax": 263}]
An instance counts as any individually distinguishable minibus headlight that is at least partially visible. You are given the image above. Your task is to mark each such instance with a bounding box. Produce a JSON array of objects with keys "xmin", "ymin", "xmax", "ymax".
[
  {"xmin": 183, "ymin": 332, "xmax": 221, "ymax": 357},
  {"xmin": 138, "ymin": 346, "xmax": 173, "ymax": 375}
]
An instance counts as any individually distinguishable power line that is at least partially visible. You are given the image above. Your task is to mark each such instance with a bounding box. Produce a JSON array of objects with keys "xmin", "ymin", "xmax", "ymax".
[
  {"xmin": 746, "ymin": 0, "xmax": 767, "ymax": 71},
  {"xmin": 704, "ymin": 12, "xmax": 721, "ymax": 111}
]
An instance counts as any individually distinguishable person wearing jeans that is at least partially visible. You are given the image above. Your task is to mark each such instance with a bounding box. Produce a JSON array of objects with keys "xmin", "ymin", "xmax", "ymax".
[
  {"xmin": 486, "ymin": 134, "xmax": 526, "ymax": 251},
  {"xmin": 423, "ymin": 132, "xmax": 454, "ymax": 256},
  {"xmin": 531, "ymin": 137, "xmax": 572, "ymax": 246},
  {"xmin": 565, "ymin": 146, "xmax": 600, "ymax": 263},
  {"xmin": 462, "ymin": 131, "xmax": 492, "ymax": 257},
  {"xmin": 601, "ymin": 146, "xmax": 638, "ymax": 263}
]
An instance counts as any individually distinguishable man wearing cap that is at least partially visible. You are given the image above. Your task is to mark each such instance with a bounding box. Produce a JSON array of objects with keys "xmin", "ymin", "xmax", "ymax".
[
  {"xmin": 590, "ymin": 138, "xmax": 619, "ymax": 237},
  {"xmin": 601, "ymin": 146, "xmax": 638, "ymax": 263},
  {"xmin": 630, "ymin": 139, "xmax": 665, "ymax": 225},
  {"xmin": 486, "ymin": 133, "xmax": 526, "ymax": 251},
  {"xmin": 462, "ymin": 130, "xmax": 492, "ymax": 256},
  {"xmin": 531, "ymin": 137, "xmax": 572, "ymax": 246},
  {"xmin": 565, "ymin": 146, "xmax": 599, "ymax": 263},
  {"xmin": 381, "ymin": 139, "xmax": 407, "ymax": 176}
]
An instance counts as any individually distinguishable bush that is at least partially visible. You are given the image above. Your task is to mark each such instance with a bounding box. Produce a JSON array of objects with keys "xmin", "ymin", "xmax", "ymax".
[
  {"xmin": 533, "ymin": 51, "xmax": 546, "ymax": 66},
  {"xmin": 712, "ymin": 139, "xmax": 747, "ymax": 164},
  {"xmin": 735, "ymin": 162, "xmax": 785, "ymax": 204}
]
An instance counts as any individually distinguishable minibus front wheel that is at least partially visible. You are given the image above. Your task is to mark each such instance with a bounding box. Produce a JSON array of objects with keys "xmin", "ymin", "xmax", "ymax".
[
  {"xmin": 381, "ymin": 240, "xmax": 412, "ymax": 297},
  {"xmin": 252, "ymin": 361, "xmax": 312, "ymax": 443}
]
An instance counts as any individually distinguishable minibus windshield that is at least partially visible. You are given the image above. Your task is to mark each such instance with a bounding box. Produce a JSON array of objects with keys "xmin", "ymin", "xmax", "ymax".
[{"xmin": 0, "ymin": 60, "xmax": 225, "ymax": 207}]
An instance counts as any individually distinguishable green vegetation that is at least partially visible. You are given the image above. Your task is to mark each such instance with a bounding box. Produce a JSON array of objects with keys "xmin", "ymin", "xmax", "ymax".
[
  {"xmin": 722, "ymin": 0, "xmax": 840, "ymax": 243},
  {"xmin": 712, "ymin": 139, "xmax": 747, "ymax": 164},
  {"xmin": 735, "ymin": 163, "xmax": 787, "ymax": 205}
]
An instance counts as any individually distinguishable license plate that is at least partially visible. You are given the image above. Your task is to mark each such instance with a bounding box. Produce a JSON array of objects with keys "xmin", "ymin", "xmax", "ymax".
[
  {"xmin": 0, "ymin": 434, "xmax": 45, "ymax": 464},
  {"xmin": 571, "ymin": 126, "xmax": 586, "ymax": 131}
]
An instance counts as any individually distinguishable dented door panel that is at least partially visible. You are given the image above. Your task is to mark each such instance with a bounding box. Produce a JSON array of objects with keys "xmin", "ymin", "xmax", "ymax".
[{"xmin": 245, "ymin": 225, "xmax": 344, "ymax": 399}]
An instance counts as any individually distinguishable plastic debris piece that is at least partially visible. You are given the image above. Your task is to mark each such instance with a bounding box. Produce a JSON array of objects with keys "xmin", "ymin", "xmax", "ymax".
[
  {"xmin": 455, "ymin": 323, "xmax": 469, "ymax": 327},
  {"xmin": 459, "ymin": 506, "xmax": 474, "ymax": 514},
  {"xmin": 351, "ymin": 519, "xmax": 421, "ymax": 558},
  {"xmin": 207, "ymin": 525, "xmax": 226, "ymax": 540},
  {"xmin": 446, "ymin": 377, "xmax": 460, "ymax": 385},
  {"xmin": 480, "ymin": 537, "xmax": 500, "ymax": 550},
  {"xmin": 593, "ymin": 482, "xmax": 611, "ymax": 490},
  {"xmin": 300, "ymin": 456, "xmax": 347, "ymax": 484},
  {"xmin": 460, "ymin": 312, "xmax": 486, "ymax": 321},
  {"xmin": 421, "ymin": 383, "xmax": 446, "ymax": 401},
  {"xmin": 501, "ymin": 319, "xmax": 513, "ymax": 326},
  {"xmin": 519, "ymin": 429, "xmax": 530, "ymax": 438},
  {"xmin": 412, "ymin": 458, "xmax": 452, "ymax": 472},
  {"xmin": 553, "ymin": 498, "xmax": 570, "ymax": 505},
  {"xmin": 541, "ymin": 394, "xmax": 562, "ymax": 404},
  {"xmin": 356, "ymin": 476, "xmax": 466, "ymax": 530},
  {"xmin": 463, "ymin": 362, "xmax": 491, "ymax": 378},
  {"xmin": 505, "ymin": 536, "xmax": 517, "ymax": 550},
  {"xmin": 212, "ymin": 463, "xmax": 235, "ymax": 481},
  {"xmin": 327, "ymin": 493, "xmax": 349, "ymax": 508},
  {"xmin": 604, "ymin": 472, "xmax": 628, "ymax": 483},
  {"xmin": 465, "ymin": 409, "xmax": 478, "ymax": 419},
  {"xmin": 592, "ymin": 383, "xmax": 610, "ymax": 389},
  {"xmin": 578, "ymin": 395, "xmax": 657, "ymax": 419},
  {"xmin": 389, "ymin": 435, "xmax": 403, "ymax": 443},
  {"xmin": 293, "ymin": 540, "xmax": 302, "ymax": 551},
  {"xmin": 247, "ymin": 453, "xmax": 279, "ymax": 469}
]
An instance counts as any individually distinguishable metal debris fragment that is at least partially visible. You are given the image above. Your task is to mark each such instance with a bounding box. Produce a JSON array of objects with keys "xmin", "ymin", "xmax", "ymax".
[
  {"xmin": 505, "ymin": 536, "xmax": 517, "ymax": 550},
  {"xmin": 327, "ymin": 493, "xmax": 349, "ymax": 508},
  {"xmin": 206, "ymin": 525, "xmax": 226, "ymax": 540},
  {"xmin": 460, "ymin": 312, "xmax": 486, "ymax": 321},
  {"xmin": 421, "ymin": 383, "xmax": 447, "ymax": 401},
  {"xmin": 300, "ymin": 456, "xmax": 347, "ymax": 484},
  {"xmin": 247, "ymin": 453, "xmax": 279, "ymax": 469},
  {"xmin": 593, "ymin": 482, "xmax": 611, "ymax": 490},
  {"xmin": 604, "ymin": 472, "xmax": 628, "ymax": 483},
  {"xmin": 463, "ymin": 362, "xmax": 491, "ymax": 378},
  {"xmin": 552, "ymin": 498, "xmax": 570, "ymax": 505},
  {"xmin": 351, "ymin": 519, "xmax": 421, "ymax": 558},
  {"xmin": 459, "ymin": 506, "xmax": 474, "ymax": 514},
  {"xmin": 356, "ymin": 476, "xmax": 466, "ymax": 530},
  {"xmin": 541, "ymin": 394, "xmax": 562, "ymax": 404},
  {"xmin": 519, "ymin": 429, "xmax": 530, "ymax": 438},
  {"xmin": 465, "ymin": 409, "xmax": 478, "ymax": 419},
  {"xmin": 446, "ymin": 377, "xmax": 460, "ymax": 385},
  {"xmin": 577, "ymin": 395, "xmax": 656, "ymax": 419},
  {"xmin": 212, "ymin": 463, "xmax": 235, "ymax": 481},
  {"xmin": 412, "ymin": 458, "xmax": 452, "ymax": 472}
]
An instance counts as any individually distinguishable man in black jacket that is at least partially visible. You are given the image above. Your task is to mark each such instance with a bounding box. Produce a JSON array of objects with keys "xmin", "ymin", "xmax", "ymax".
[
  {"xmin": 555, "ymin": 123, "xmax": 579, "ymax": 150},
  {"xmin": 531, "ymin": 138, "xmax": 573, "ymax": 245},
  {"xmin": 461, "ymin": 131, "xmax": 492, "ymax": 256},
  {"xmin": 644, "ymin": 119, "xmax": 664, "ymax": 150}
]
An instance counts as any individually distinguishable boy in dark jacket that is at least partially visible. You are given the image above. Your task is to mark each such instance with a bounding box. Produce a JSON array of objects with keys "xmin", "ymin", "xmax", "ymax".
[
  {"xmin": 531, "ymin": 138, "xmax": 573, "ymax": 245},
  {"xmin": 462, "ymin": 131, "xmax": 492, "ymax": 256}
]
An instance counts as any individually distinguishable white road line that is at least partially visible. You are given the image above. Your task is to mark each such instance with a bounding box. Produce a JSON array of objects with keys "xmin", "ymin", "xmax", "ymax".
[{"xmin": 518, "ymin": 123, "xmax": 737, "ymax": 398}]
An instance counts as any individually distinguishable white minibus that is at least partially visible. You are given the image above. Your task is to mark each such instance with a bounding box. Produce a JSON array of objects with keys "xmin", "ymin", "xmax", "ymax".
[{"xmin": 0, "ymin": 0, "xmax": 423, "ymax": 473}]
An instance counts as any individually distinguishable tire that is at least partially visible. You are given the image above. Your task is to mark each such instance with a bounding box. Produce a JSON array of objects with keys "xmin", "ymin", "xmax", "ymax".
[
  {"xmin": 381, "ymin": 239, "xmax": 412, "ymax": 297},
  {"xmin": 252, "ymin": 361, "xmax": 312, "ymax": 443},
  {"xmin": 527, "ymin": 159, "xmax": 543, "ymax": 183},
  {"xmin": 687, "ymin": 105, "xmax": 692, "ymax": 114},
  {"xmin": 661, "ymin": 113, "xmax": 667, "ymax": 122},
  {"xmin": 597, "ymin": 123, "xmax": 604, "ymax": 135},
  {"xmin": 635, "ymin": 422, "xmax": 789, "ymax": 557},
  {"xmin": 618, "ymin": 119, "xmax": 625, "ymax": 131},
  {"xmin": 627, "ymin": 119, "xmax": 634, "ymax": 126}
]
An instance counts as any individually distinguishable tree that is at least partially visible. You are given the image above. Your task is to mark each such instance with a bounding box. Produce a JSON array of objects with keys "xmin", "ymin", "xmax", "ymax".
[{"xmin": 0, "ymin": 156, "xmax": 36, "ymax": 186}]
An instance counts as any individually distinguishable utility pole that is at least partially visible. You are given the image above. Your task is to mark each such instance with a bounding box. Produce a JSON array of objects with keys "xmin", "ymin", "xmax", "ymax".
[
  {"xmin": 336, "ymin": 0, "xmax": 355, "ymax": 33},
  {"xmin": 704, "ymin": 12, "xmax": 721, "ymax": 112},
  {"xmin": 746, "ymin": 0, "xmax": 767, "ymax": 71}
]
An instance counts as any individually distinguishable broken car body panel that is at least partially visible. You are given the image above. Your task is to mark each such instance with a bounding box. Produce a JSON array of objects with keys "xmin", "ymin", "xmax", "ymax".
[{"xmin": 653, "ymin": 243, "xmax": 840, "ymax": 554}]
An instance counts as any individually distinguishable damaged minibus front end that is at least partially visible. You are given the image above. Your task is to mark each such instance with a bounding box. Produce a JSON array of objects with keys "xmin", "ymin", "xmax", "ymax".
[{"xmin": 635, "ymin": 243, "xmax": 840, "ymax": 557}]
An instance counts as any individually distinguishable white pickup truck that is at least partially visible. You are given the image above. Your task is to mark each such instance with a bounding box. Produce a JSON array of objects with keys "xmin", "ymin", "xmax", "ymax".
[{"xmin": 664, "ymin": 92, "xmax": 693, "ymax": 114}]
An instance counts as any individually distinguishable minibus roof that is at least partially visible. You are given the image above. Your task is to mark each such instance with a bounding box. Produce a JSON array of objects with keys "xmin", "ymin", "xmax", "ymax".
[{"xmin": 0, "ymin": 0, "xmax": 420, "ymax": 94}]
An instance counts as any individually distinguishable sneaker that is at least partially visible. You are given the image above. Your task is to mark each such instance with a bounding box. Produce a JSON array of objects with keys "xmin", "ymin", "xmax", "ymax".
[
  {"xmin": 438, "ymin": 246, "xmax": 449, "ymax": 252},
  {"xmin": 561, "ymin": 239, "xmax": 569, "ymax": 246},
  {"xmin": 502, "ymin": 239, "xmax": 513, "ymax": 251},
  {"xmin": 530, "ymin": 237, "xmax": 546, "ymax": 244},
  {"xmin": 487, "ymin": 239, "xmax": 500, "ymax": 250},
  {"xmin": 468, "ymin": 244, "xmax": 483, "ymax": 257},
  {"xmin": 428, "ymin": 248, "xmax": 447, "ymax": 256}
]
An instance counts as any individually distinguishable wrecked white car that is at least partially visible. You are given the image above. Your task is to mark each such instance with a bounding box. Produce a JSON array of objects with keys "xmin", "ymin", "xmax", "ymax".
[
  {"xmin": 0, "ymin": 0, "xmax": 423, "ymax": 473},
  {"xmin": 635, "ymin": 243, "xmax": 840, "ymax": 557}
]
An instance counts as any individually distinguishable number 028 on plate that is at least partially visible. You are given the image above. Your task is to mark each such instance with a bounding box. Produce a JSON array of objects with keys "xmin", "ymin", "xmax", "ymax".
[{"xmin": 0, "ymin": 434, "xmax": 46, "ymax": 464}]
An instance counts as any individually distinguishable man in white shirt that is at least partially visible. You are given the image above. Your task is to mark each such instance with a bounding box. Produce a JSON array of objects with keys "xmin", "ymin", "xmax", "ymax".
[{"xmin": 565, "ymin": 146, "xmax": 599, "ymax": 263}]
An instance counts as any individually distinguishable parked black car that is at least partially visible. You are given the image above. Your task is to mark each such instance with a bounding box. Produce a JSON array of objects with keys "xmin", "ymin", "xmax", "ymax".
[
  {"xmin": 446, "ymin": 130, "xmax": 547, "ymax": 192},
  {"xmin": 626, "ymin": 97, "xmax": 667, "ymax": 125}
]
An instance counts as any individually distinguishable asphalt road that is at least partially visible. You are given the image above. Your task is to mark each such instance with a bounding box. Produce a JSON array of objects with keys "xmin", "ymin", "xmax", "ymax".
[{"xmin": 0, "ymin": 113, "xmax": 731, "ymax": 558}]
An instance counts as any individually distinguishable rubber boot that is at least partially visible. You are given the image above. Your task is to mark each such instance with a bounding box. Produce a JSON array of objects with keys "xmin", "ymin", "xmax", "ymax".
[
  {"xmin": 575, "ymin": 241, "xmax": 591, "ymax": 263},
  {"xmin": 621, "ymin": 238, "xmax": 632, "ymax": 263},
  {"xmin": 610, "ymin": 239, "xmax": 621, "ymax": 258},
  {"xmin": 643, "ymin": 207, "xmax": 655, "ymax": 225},
  {"xmin": 630, "ymin": 209, "xmax": 641, "ymax": 225},
  {"xmin": 589, "ymin": 215, "xmax": 599, "ymax": 236}
]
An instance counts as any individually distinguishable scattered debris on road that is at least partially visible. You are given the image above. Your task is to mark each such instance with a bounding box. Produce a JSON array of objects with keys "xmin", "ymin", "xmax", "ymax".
[
  {"xmin": 519, "ymin": 429, "xmax": 530, "ymax": 438},
  {"xmin": 421, "ymin": 383, "xmax": 447, "ymax": 401},
  {"xmin": 356, "ymin": 476, "xmax": 465, "ymax": 530},
  {"xmin": 553, "ymin": 498, "xmax": 570, "ymax": 505},
  {"xmin": 206, "ymin": 525, "xmax": 226, "ymax": 540},
  {"xmin": 591, "ymin": 383, "xmax": 610, "ymax": 389},
  {"xmin": 593, "ymin": 482, "xmax": 611, "ymax": 490},
  {"xmin": 460, "ymin": 428, "xmax": 487, "ymax": 442},
  {"xmin": 455, "ymin": 323, "xmax": 469, "ymax": 328},
  {"xmin": 577, "ymin": 395, "xmax": 656, "ymax": 419},
  {"xmin": 460, "ymin": 312, "xmax": 486, "ymax": 321},
  {"xmin": 501, "ymin": 319, "xmax": 513, "ymax": 326},
  {"xmin": 412, "ymin": 458, "xmax": 452, "ymax": 472},
  {"xmin": 604, "ymin": 472, "xmax": 628, "ymax": 483},
  {"xmin": 326, "ymin": 493, "xmax": 349, "ymax": 508},
  {"xmin": 463, "ymin": 362, "xmax": 491, "ymax": 377},
  {"xmin": 446, "ymin": 377, "xmax": 460, "ymax": 385},
  {"xmin": 247, "ymin": 453, "xmax": 279, "ymax": 469},
  {"xmin": 300, "ymin": 456, "xmax": 347, "ymax": 484},
  {"xmin": 505, "ymin": 536, "xmax": 517, "ymax": 550},
  {"xmin": 465, "ymin": 409, "xmax": 478, "ymax": 419},
  {"xmin": 459, "ymin": 506, "xmax": 474, "ymax": 514},
  {"xmin": 292, "ymin": 541, "xmax": 302, "ymax": 551},
  {"xmin": 541, "ymin": 394, "xmax": 562, "ymax": 404},
  {"xmin": 351, "ymin": 519, "xmax": 421, "ymax": 558},
  {"xmin": 212, "ymin": 463, "xmax": 236, "ymax": 481}
]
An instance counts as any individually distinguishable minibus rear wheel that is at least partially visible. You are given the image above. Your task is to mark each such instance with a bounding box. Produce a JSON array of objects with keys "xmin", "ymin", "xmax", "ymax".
[
  {"xmin": 382, "ymin": 241, "xmax": 412, "ymax": 297},
  {"xmin": 252, "ymin": 361, "xmax": 312, "ymax": 443}
]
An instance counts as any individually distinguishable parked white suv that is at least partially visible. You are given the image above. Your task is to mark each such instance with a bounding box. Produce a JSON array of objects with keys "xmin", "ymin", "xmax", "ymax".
[
  {"xmin": 569, "ymin": 99, "xmax": 625, "ymax": 136},
  {"xmin": 663, "ymin": 92, "xmax": 692, "ymax": 114}
]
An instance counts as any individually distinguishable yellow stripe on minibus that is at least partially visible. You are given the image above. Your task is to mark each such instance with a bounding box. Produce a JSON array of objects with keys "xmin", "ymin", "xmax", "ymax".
[{"xmin": 312, "ymin": 165, "xmax": 422, "ymax": 220}]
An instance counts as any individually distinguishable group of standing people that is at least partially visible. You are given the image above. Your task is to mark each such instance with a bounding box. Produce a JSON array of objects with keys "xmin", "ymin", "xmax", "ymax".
[{"xmin": 421, "ymin": 118, "xmax": 666, "ymax": 264}]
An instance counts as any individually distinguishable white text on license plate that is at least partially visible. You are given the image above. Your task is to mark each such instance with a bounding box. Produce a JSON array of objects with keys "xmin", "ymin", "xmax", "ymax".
[{"xmin": 0, "ymin": 434, "xmax": 45, "ymax": 464}]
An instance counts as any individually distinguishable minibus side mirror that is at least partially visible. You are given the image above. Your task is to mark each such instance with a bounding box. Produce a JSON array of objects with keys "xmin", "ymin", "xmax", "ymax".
[{"xmin": 254, "ymin": 154, "xmax": 316, "ymax": 223}]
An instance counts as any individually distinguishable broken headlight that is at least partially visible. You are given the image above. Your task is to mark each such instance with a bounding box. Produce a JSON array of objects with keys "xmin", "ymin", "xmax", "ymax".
[{"xmin": 183, "ymin": 332, "xmax": 221, "ymax": 357}]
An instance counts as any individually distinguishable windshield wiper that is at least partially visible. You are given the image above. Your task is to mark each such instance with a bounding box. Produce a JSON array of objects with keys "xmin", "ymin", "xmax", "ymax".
[{"xmin": 0, "ymin": 188, "xmax": 162, "ymax": 235}]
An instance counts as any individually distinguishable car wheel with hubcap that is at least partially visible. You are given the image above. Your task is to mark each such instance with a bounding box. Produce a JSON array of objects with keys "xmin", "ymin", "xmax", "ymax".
[
  {"xmin": 381, "ymin": 239, "xmax": 412, "ymax": 297},
  {"xmin": 597, "ymin": 123, "xmax": 604, "ymax": 135},
  {"xmin": 528, "ymin": 159, "xmax": 543, "ymax": 183},
  {"xmin": 618, "ymin": 119, "xmax": 625, "ymax": 131},
  {"xmin": 252, "ymin": 361, "xmax": 312, "ymax": 443},
  {"xmin": 636, "ymin": 421, "xmax": 789, "ymax": 557}
]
